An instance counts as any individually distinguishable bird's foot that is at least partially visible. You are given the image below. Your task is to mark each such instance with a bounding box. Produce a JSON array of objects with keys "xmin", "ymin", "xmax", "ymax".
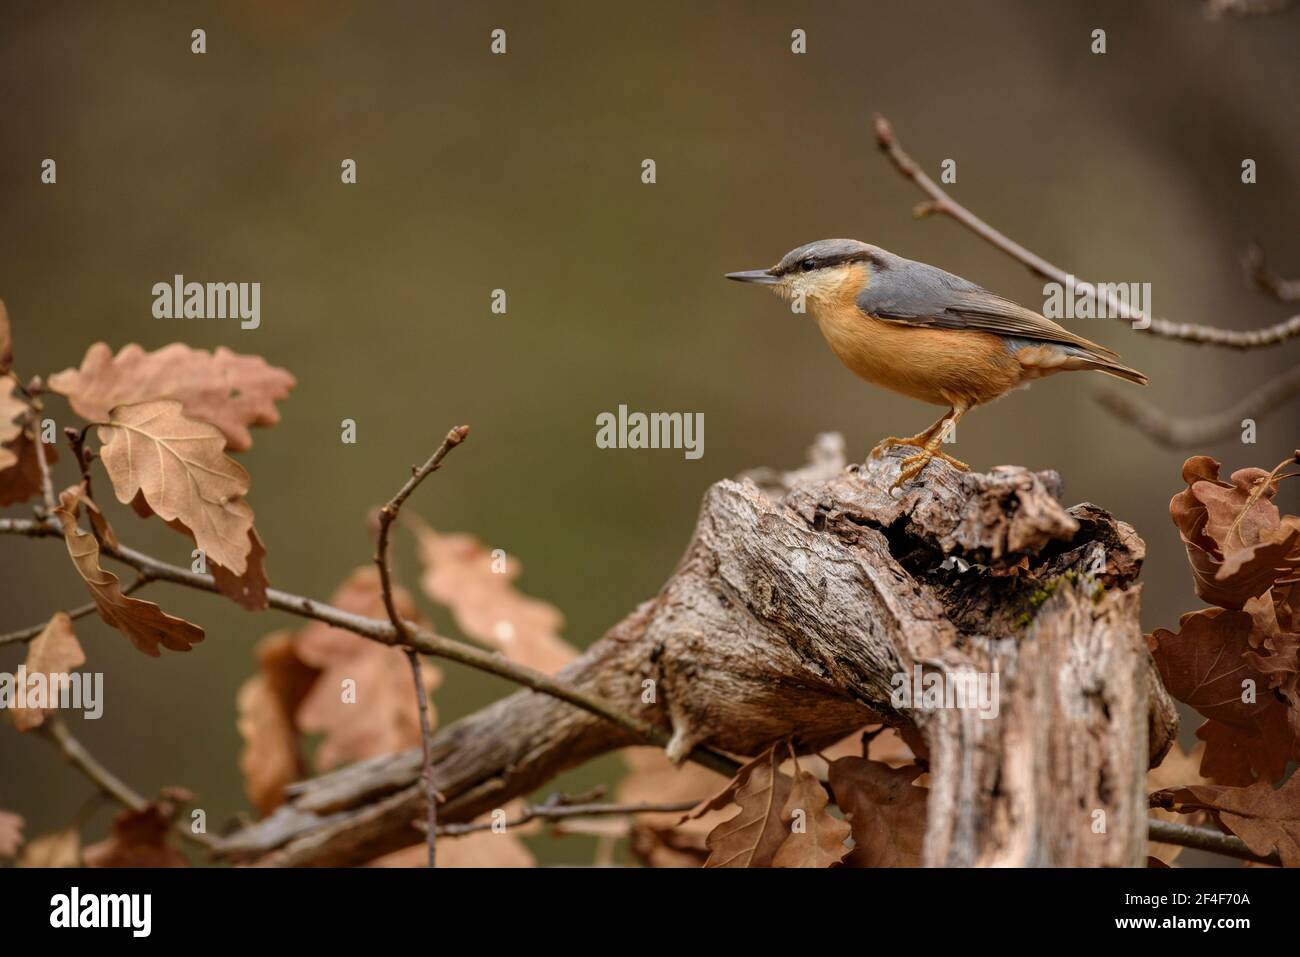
[{"xmin": 890, "ymin": 448, "xmax": 970, "ymax": 490}]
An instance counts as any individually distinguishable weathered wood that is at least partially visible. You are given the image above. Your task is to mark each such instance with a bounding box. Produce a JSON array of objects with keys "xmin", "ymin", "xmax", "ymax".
[{"xmin": 216, "ymin": 435, "xmax": 1175, "ymax": 867}]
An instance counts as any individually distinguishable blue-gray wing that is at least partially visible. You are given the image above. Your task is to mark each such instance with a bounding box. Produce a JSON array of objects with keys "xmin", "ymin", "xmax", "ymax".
[{"xmin": 856, "ymin": 255, "xmax": 1118, "ymax": 359}]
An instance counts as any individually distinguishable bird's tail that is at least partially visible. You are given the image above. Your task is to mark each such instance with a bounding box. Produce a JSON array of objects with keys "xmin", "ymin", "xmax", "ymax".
[{"xmin": 1086, "ymin": 358, "xmax": 1148, "ymax": 386}]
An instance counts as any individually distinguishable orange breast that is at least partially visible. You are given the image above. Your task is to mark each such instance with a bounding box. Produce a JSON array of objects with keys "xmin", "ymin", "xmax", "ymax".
[{"xmin": 811, "ymin": 268, "xmax": 1025, "ymax": 407}]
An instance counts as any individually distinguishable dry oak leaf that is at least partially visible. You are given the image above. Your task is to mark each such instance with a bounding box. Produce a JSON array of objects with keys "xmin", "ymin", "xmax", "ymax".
[
  {"xmin": 1152, "ymin": 774, "xmax": 1300, "ymax": 868},
  {"xmin": 0, "ymin": 428, "xmax": 58, "ymax": 507},
  {"xmin": 1170, "ymin": 456, "xmax": 1300, "ymax": 610},
  {"xmin": 771, "ymin": 767, "xmax": 851, "ymax": 868},
  {"xmin": 1242, "ymin": 589, "xmax": 1300, "ymax": 738},
  {"xmin": 129, "ymin": 492, "xmax": 268, "ymax": 610},
  {"xmin": 0, "ymin": 374, "xmax": 28, "ymax": 471},
  {"xmin": 702, "ymin": 744, "xmax": 794, "ymax": 868},
  {"xmin": 236, "ymin": 631, "xmax": 320, "ymax": 815},
  {"xmin": 54, "ymin": 502, "xmax": 203, "ymax": 656},
  {"xmin": 13, "ymin": 612, "xmax": 86, "ymax": 732},
  {"xmin": 0, "ymin": 297, "xmax": 12, "ymax": 374},
  {"xmin": 211, "ymin": 528, "xmax": 269, "ymax": 610},
  {"xmin": 97, "ymin": 400, "xmax": 256, "ymax": 575},
  {"xmin": 1149, "ymin": 608, "xmax": 1277, "ymax": 729},
  {"xmin": 1194, "ymin": 711, "xmax": 1296, "ymax": 789},
  {"xmin": 0, "ymin": 810, "xmax": 23, "ymax": 858},
  {"xmin": 18, "ymin": 826, "xmax": 81, "ymax": 867},
  {"xmin": 83, "ymin": 791, "xmax": 191, "ymax": 868},
  {"xmin": 50, "ymin": 342, "xmax": 295, "ymax": 452},
  {"xmin": 413, "ymin": 518, "xmax": 577, "ymax": 674},
  {"xmin": 293, "ymin": 568, "xmax": 441, "ymax": 770},
  {"xmin": 828, "ymin": 756, "xmax": 928, "ymax": 867},
  {"xmin": 60, "ymin": 481, "xmax": 118, "ymax": 550},
  {"xmin": 1149, "ymin": 605, "xmax": 1297, "ymax": 785}
]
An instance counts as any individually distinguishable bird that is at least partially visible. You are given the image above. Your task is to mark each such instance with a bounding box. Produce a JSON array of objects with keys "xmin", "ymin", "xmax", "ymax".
[{"xmin": 727, "ymin": 239, "xmax": 1147, "ymax": 488}]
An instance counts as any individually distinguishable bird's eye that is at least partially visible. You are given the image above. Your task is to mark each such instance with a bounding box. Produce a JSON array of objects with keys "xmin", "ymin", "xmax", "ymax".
[{"xmin": 799, "ymin": 259, "xmax": 816, "ymax": 272}]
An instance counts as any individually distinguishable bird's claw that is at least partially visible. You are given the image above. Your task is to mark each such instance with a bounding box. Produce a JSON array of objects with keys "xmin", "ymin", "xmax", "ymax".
[{"xmin": 869, "ymin": 436, "xmax": 915, "ymax": 459}]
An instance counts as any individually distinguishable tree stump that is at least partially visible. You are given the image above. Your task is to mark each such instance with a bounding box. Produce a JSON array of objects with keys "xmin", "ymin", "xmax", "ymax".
[{"xmin": 217, "ymin": 436, "xmax": 1176, "ymax": 867}]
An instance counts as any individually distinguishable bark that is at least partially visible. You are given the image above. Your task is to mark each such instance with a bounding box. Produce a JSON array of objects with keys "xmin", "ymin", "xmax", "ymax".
[{"xmin": 216, "ymin": 435, "xmax": 1176, "ymax": 867}]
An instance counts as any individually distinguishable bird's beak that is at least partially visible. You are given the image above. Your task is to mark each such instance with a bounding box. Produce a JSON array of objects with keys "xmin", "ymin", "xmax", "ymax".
[{"xmin": 725, "ymin": 269, "xmax": 779, "ymax": 285}]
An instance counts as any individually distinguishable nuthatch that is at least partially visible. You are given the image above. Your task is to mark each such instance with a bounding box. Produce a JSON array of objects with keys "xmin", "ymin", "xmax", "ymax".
[{"xmin": 728, "ymin": 239, "xmax": 1147, "ymax": 488}]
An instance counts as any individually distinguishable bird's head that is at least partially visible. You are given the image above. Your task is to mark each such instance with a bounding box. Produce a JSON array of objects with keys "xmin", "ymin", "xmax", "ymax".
[{"xmin": 726, "ymin": 238, "xmax": 879, "ymax": 310}]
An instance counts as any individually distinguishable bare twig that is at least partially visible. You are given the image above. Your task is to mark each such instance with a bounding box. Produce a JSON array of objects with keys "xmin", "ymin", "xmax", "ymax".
[
  {"xmin": 0, "ymin": 514, "xmax": 741, "ymax": 780},
  {"xmin": 374, "ymin": 424, "xmax": 471, "ymax": 867},
  {"xmin": 426, "ymin": 797, "xmax": 701, "ymax": 838},
  {"xmin": 38, "ymin": 714, "xmax": 216, "ymax": 851},
  {"xmin": 1093, "ymin": 363, "xmax": 1300, "ymax": 448},
  {"xmin": 873, "ymin": 114, "xmax": 1300, "ymax": 348},
  {"xmin": 1243, "ymin": 243, "xmax": 1300, "ymax": 303},
  {"xmin": 0, "ymin": 573, "xmax": 152, "ymax": 647},
  {"xmin": 1148, "ymin": 818, "xmax": 1280, "ymax": 866}
]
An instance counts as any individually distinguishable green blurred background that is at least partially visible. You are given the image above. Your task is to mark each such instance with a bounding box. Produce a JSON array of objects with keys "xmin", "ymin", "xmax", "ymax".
[{"xmin": 1, "ymin": 1, "xmax": 1297, "ymax": 865}]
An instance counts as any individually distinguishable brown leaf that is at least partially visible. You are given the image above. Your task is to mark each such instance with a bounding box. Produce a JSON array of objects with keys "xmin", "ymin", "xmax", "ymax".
[
  {"xmin": 413, "ymin": 518, "xmax": 577, "ymax": 673},
  {"xmin": 59, "ymin": 482, "xmax": 118, "ymax": 550},
  {"xmin": 1170, "ymin": 456, "xmax": 1300, "ymax": 610},
  {"xmin": 293, "ymin": 568, "xmax": 440, "ymax": 770},
  {"xmin": 828, "ymin": 756, "xmax": 928, "ymax": 867},
  {"xmin": 0, "ymin": 375, "xmax": 27, "ymax": 464},
  {"xmin": 0, "ymin": 810, "xmax": 23, "ymax": 858},
  {"xmin": 13, "ymin": 612, "xmax": 86, "ymax": 732},
  {"xmin": 1193, "ymin": 710, "xmax": 1297, "ymax": 788},
  {"xmin": 54, "ymin": 501, "xmax": 204, "ymax": 656},
  {"xmin": 0, "ymin": 298, "xmax": 12, "ymax": 375},
  {"xmin": 83, "ymin": 793, "xmax": 190, "ymax": 868},
  {"xmin": 49, "ymin": 342, "xmax": 295, "ymax": 452},
  {"xmin": 1152, "ymin": 774, "xmax": 1300, "ymax": 868},
  {"xmin": 211, "ymin": 528, "xmax": 269, "ymax": 610},
  {"xmin": 771, "ymin": 767, "xmax": 851, "ymax": 867},
  {"xmin": 703, "ymin": 745, "xmax": 793, "ymax": 868},
  {"xmin": 97, "ymin": 400, "xmax": 256, "ymax": 575},
  {"xmin": 1149, "ymin": 608, "xmax": 1276, "ymax": 729},
  {"xmin": 1242, "ymin": 589, "xmax": 1300, "ymax": 738},
  {"xmin": 236, "ymin": 632, "xmax": 320, "ymax": 815},
  {"xmin": 18, "ymin": 826, "xmax": 81, "ymax": 867},
  {"xmin": 0, "ymin": 428, "xmax": 58, "ymax": 507}
]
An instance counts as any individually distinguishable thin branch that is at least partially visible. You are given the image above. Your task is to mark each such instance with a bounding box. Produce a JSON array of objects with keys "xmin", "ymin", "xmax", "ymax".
[
  {"xmin": 0, "ymin": 573, "xmax": 151, "ymax": 647},
  {"xmin": 37, "ymin": 714, "xmax": 217, "ymax": 851},
  {"xmin": 1148, "ymin": 818, "xmax": 1280, "ymax": 866},
  {"xmin": 1093, "ymin": 363, "xmax": 1300, "ymax": 448},
  {"xmin": 1242, "ymin": 243, "xmax": 1300, "ymax": 303},
  {"xmin": 873, "ymin": 114, "xmax": 1300, "ymax": 349},
  {"xmin": 0, "ymin": 515, "xmax": 742, "ymax": 780},
  {"xmin": 374, "ymin": 424, "xmax": 471, "ymax": 868},
  {"xmin": 427, "ymin": 798, "xmax": 702, "ymax": 838}
]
